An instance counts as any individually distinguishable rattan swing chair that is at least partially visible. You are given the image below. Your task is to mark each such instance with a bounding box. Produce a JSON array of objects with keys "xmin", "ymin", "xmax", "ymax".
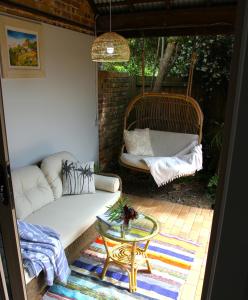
[{"xmin": 119, "ymin": 51, "xmax": 204, "ymax": 174}]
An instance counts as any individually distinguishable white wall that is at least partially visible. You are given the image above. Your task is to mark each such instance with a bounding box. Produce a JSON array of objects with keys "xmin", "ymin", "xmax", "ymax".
[{"xmin": 2, "ymin": 23, "xmax": 98, "ymax": 169}]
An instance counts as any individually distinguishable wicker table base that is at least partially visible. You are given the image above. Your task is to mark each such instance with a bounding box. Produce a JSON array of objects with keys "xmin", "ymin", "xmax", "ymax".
[{"xmin": 101, "ymin": 237, "xmax": 151, "ymax": 292}]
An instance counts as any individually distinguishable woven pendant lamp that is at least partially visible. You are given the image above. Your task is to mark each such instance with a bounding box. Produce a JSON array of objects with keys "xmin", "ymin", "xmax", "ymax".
[{"xmin": 91, "ymin": 0, "xmax": 130, "ymax": 62}]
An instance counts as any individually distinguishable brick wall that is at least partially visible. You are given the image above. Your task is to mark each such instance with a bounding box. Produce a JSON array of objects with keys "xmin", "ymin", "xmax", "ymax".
[
  {"xmin": 98, "ymin": 71, "xmax": 131, "ymax": 171},
  {"xmin": 0, "ymin": 0, "xmax": 94, "ymax": 34}
]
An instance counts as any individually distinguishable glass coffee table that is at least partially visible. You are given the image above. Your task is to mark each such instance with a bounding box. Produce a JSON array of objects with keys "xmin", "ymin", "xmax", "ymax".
[{"xmin": 96, "ymin": 213, "xmax": 159, "ymax": 292}]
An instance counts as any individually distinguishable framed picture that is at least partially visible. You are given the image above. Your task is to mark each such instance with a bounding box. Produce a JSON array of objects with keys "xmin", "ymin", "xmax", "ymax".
[{"xmin": 0, "ymin": 16, "xmax": 45, "ymax": 78}]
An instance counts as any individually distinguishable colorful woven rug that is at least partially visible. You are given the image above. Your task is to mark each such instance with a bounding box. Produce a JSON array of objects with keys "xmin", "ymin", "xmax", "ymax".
[{"xmin": 43, "ymin": 230, "xmax": 198, "ymax": 300}]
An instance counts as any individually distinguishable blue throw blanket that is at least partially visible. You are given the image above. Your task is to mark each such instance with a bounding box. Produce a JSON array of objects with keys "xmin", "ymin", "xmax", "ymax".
[{"xmin": 17, "ymin": 220, "xmax": 70, "ymax": 286}]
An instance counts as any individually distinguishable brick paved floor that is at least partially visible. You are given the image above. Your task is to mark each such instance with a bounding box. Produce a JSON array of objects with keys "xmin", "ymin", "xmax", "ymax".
[{"xmin": 129, "ymin": 194, "xmax": 213, "ymax": 300}]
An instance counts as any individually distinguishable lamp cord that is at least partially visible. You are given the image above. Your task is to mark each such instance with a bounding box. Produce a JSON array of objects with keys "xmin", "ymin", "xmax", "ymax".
[
  {"xmin": 94, "ymin": 15, "xmax": 97, "ymax": 38},
  {"xmin": 109, "ymin": 0, "xmax": 112, "ymax": 32}
]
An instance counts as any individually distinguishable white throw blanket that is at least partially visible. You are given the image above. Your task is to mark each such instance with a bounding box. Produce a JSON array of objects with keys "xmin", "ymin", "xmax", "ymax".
[{"xmin": 142, "ymin": 143, "xmax": 203, "ymax": 187}]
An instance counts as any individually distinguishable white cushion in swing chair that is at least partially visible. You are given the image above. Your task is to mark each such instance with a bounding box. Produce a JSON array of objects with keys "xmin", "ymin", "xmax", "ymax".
[
  {"xmin": 149, "ymin": 130, "xmax": 199, "ymax": 157},
  {"xmin": 120, "ymin": 153, "xmax": 150, "ymax": 170},
  {"xmin": 120, "ymin": 130, "xmax": 199, "ymax": 170},
  {"xmin": 123, "ymin": 128, "xmax": 154, "ymax": 156}
]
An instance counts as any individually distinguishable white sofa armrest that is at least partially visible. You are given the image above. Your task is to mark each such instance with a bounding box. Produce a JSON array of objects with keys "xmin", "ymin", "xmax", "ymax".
[{"xmin": 95, "ymin": 173, "xmax": 121, "ymax": 193}]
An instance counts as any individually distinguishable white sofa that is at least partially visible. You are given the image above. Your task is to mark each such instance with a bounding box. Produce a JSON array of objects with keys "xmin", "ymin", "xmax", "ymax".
[{"xmin": 11, "ymin": 151, "xmax": 121, "ymax": 290}]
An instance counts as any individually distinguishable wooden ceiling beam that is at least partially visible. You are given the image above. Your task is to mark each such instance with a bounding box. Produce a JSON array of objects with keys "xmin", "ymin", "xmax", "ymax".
[
  {"xmin": 96, "ymin": 5, "xmax": 236, "ymax": 36},
  {"xmin": 96, "ymin": 0, "xmax": 168, "ymax": 9},
  {"xmin": 116, "ymin": 25, "xmax": 235, "ymax": 38}
]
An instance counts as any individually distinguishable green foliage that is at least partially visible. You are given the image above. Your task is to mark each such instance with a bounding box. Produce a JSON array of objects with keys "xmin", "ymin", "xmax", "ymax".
[
  {"xmin": 106, "ymin": 196, "xmax": 129, "ymax": 222},
  {"xmin": 94, "ymin": 161, "xmax": 102, "ymax": 173},
  {"xmin": 207, "ymin": 174, "xmax": 219, "ymax": 200},
  {"xmin": 204, "ymin": 120, "xmax": 224, "ymax": 173},
  {"xmin": 208, "ymin": 174, "xmax": 219, "ymax": 187},
  {"xmin": 209, "ymin": 121, "xmax": 224, "ymax": 150},
  {"xmin": 102, "ymin": 38, "xmax": 159, "ymax": 76},
  {"xmin": 102, "ymin": 35, "xmax": 234, "ymax": 91},
  {"xmin": 169, "ymin": 35, "xmax": 234, "ymax": 94}
]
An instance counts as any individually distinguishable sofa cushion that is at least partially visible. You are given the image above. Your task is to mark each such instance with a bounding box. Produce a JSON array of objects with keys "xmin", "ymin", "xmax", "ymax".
[
  {"xmin": 12, "ymin": 166, "xmax": 54, "ymax": 219},
  {"xmin": 62, "ymin": 160, "xmax": 95, "ymax": 195},
  {"xmin": 24, "ymin": 190, "xmax": 121, "ymax": 249},
  {"xmin": 41, "ymin": 151, "xmax": 77, "ymax": 199},
  {"xmin": 95, "ymin": 174, "xmax": 120, "ymax": 193},
  {"xmin": 149, "ymin": 130, "xmax": 199, "ymax": 156}
]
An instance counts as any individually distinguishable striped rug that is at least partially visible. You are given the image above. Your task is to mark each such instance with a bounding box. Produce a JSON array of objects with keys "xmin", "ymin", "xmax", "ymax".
[{"xmin": 43, "ymin": 228, "xmax": 198, "ymax": 300}]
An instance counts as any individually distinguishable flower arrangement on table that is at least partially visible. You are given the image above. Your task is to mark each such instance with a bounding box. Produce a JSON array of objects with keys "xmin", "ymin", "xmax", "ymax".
[
  {"xmin": 107, "ymin": 196, "xmax": 138, "ymax": 227},
  {"xmin": 97, "ymin": 196, "xmax": 139, "ymax": 230}
]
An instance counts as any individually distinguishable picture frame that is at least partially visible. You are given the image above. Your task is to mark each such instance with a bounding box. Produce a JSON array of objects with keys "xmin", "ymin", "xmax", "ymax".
[{"xmin": 0, "ymin": 16, "xmax": 45, "ymax": 78}]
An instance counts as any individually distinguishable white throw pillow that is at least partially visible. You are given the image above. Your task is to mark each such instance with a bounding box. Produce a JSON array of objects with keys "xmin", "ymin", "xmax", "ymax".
[
  {"xmin": 124, "ymin": 128, "xmax": 154, "ymax": 156},
  {"xmin": 62, "ymin": 160, "xmax": 95, "ymax": 195}
]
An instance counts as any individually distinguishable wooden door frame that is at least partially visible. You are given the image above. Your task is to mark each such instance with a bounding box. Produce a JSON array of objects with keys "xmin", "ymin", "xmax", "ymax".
[
  {"xmin": 0, "ymin": 254, "xmax": 9, "ymax": 300},
  {"xmin": 0, "ymin": 76, "xmax": 27, "ymax": 298},
  {"xmin": 202, "ymin": 0, "xmax": 248, "ymax": 299}
]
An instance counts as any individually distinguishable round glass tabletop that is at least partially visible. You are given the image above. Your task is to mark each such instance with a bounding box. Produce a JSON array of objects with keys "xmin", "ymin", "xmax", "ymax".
[{"xmin": 96, "ymin": 213, "xmax": 159, "ymax": 243}]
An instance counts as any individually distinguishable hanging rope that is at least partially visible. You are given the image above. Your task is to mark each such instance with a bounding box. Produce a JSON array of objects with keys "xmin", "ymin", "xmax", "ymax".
[
  {"xmin": 142, "ymin": 37, "xmax": 145, "ymax": 95},
  {"xmin": 186, "ymin": 52, "xmax": 197, "ymax": 100}
]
